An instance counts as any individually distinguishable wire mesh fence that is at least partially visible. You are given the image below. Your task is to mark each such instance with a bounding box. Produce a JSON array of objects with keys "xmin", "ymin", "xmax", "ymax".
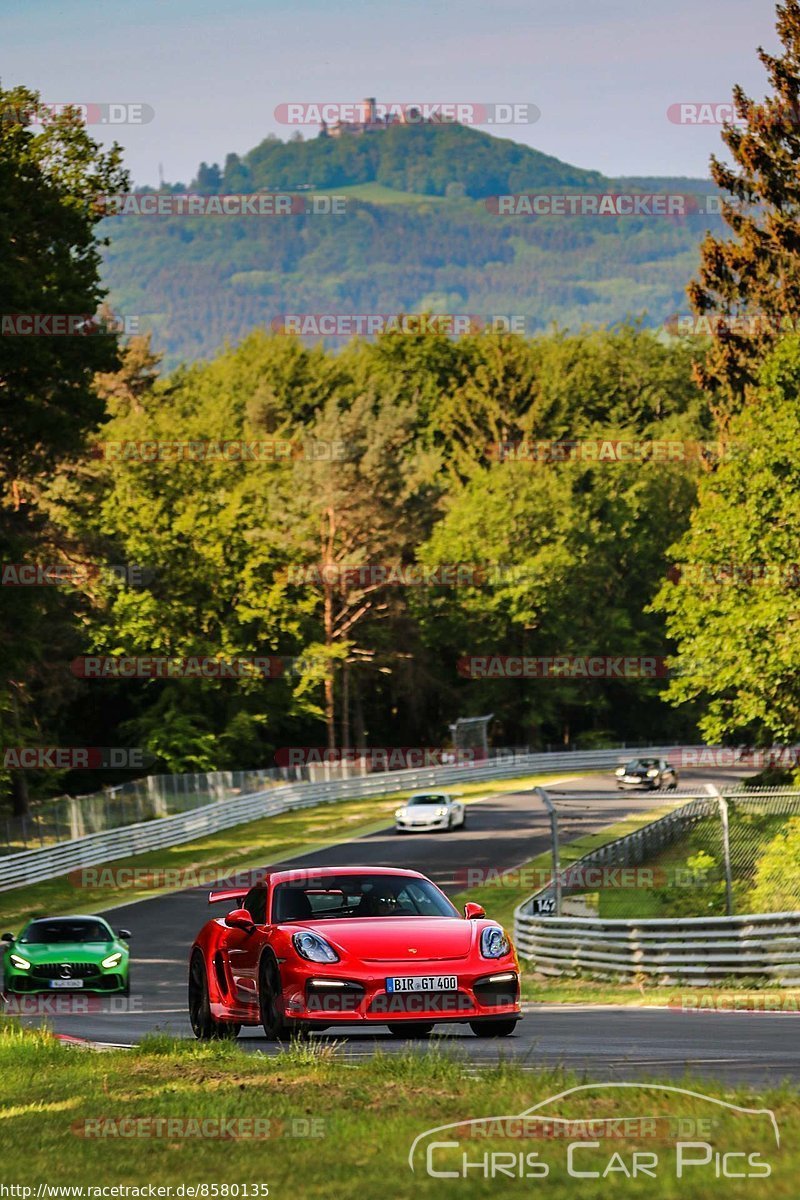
[
  {"xmin": 538, "ymin": 788, "xmax": 800, "ymax": 919},
  {"xmin": 0, "ymin": 745, "xmax": 544, "ymax": 856}
]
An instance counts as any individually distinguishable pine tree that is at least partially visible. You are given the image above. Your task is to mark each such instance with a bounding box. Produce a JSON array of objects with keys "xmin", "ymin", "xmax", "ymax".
[{"xmin": 689, "ymin": 0, "xmax": 800, "ymax": 420}]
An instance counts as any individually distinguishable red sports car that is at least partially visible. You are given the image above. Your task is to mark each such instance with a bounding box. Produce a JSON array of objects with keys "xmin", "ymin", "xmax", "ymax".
[{"xmin": 188, "ymin": 866, "xmax": 521, "ymax": 1040}]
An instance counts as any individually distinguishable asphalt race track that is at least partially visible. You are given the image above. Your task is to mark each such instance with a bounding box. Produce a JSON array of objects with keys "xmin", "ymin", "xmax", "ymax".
[{"xmin": 11, "ymin": 766, "xmax": 800, "ymax": 1086}]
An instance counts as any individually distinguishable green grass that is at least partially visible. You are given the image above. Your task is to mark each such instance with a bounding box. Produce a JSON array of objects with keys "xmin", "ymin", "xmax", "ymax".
[
  {"xmin": 0, "ymin": 772, "xmax": 575, "ymax": 933},
  {"xmin": 0, "ymin": 1025, "xmax": 796, "ymax": 1197},
  {"xmin": 304, "ymin": 181, "xmax": 460, "ymax": 206},
  {"xmin": 593, "ymin": 808, "xmax": 796, "ymax": 920},
  {"xmin": 521, "ymin": 977, "xmax": 800, "ymax": 1007}
]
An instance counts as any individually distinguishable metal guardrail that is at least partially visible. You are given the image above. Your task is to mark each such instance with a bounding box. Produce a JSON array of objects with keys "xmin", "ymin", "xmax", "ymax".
[
  {"xmin": 514, "ymin": 787, "xmax": 800, "ymax": 985},
  {"xmin": 3, "ymin": 741, "xmax": 675, "ymax": 854},
  {"xmin": 514, "ymin": 910, "xmax": 800, "ymax": 985},
  {"xmin": 0, "ymin": 744, "xmax": 692, "ymax": 892}
]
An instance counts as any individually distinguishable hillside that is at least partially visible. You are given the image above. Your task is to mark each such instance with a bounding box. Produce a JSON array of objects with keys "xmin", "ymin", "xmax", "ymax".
[{"xmin": 101, "ymin": 123, "xmax": 723, "ymax": 368}]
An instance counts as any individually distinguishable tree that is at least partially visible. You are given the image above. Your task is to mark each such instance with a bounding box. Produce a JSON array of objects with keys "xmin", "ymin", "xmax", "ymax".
[
  {"xmin": 0, "ymin": 86, "xmax": 128, "ymax": 814},
  {"xmin": 192, "ymin": 161, "xmax": 222, "ymax": 192},
  {"xmin": 274, "ymin": 391, "xmax": 437, "ymax": 748},
  {"xmin": 688, "ymin": 0, "xmax": 800, "ymax": 418},
  {"xmin": 416, "ymin": 446, "xmax": 701, "ymax": 748},
  {"xmin": 653, "ymin": 336, "xmax": 800, "ymax": 743}
]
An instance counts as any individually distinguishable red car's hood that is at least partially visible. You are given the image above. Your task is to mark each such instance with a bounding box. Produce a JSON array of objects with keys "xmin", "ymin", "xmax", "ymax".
[{"xmin": 302, "ymin": 917, "xmax": 474, "ymax": 962}]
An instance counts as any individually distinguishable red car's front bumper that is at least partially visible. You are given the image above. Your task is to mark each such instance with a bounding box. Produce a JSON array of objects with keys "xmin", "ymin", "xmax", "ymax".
[{"xmin": 278, "ymin": 960, "xmax": 521, "ymax": 1026}]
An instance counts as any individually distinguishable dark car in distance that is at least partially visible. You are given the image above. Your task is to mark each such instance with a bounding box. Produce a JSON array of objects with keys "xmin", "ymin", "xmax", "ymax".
[{"xmin": 614, "ymin": 758, "xmax": 679, "ymax": 790}]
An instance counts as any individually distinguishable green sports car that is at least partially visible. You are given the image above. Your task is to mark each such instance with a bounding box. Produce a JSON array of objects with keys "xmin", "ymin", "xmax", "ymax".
[{"xmin": 2, "ymin": 915, "xmax": 131, "ymax": 994}]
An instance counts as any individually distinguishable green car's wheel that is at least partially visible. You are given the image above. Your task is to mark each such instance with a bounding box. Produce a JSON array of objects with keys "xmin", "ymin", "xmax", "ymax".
[{"xmin": 189, "ymin": 952, "xmax": 239, "ymax": 1040}]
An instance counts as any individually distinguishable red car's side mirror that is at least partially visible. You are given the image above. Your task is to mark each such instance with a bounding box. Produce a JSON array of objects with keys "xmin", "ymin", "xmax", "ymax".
[
  {"xmin": 464, "ymin": 902, "xmax": 486, "ymax": 920},
  {"xmin": 224, "ymin": 908, "xmax": 255, "ymax": 932}
]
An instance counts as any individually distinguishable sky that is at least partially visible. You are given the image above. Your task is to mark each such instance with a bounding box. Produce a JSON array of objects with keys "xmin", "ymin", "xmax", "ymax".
[{"xmin": 3, "ymin": 0, "xmax": 781, "ymax": 187}]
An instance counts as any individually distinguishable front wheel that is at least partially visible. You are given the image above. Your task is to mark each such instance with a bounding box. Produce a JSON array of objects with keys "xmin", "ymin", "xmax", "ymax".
[
  {"xmin": 258, "ymin": 955, "xmax": 311, "ymax": 1041},
  {"xmin": 188, "ymin": 953, "xmax": 240, "ymax": 1040},
  {"xmin": 470, "ymin": 1019, "xmax": 518, "ymax": 1038}
]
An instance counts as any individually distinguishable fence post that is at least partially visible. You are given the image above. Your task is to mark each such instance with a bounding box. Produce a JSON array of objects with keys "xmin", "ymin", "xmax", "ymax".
[
  {"xmin": 705, "ymin": 782, "xmax": 733, "ymax": 916},
  {"xmin": 536, "ymin": 786, "xmax": 561, "ymax": 916}
]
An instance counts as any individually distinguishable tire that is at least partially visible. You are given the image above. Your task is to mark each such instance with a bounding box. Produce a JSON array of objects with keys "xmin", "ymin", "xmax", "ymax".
[
  {"xmin": 460, "ymin": 811, "xmax": 467, "ymax": 828},
  {"xmin": 470, "ymin": 1019, "xmax": 518, "ymax": 1038},
  {"xmin": 188, "ymin": 952, "xmax": 240, "ymax": 1040},
  {"xmin": 387, "ymin": 1022, "xmax": 434, "ymax": 1038},
  {"xmin": 258, "ymin": 954, "xmax": 310, "ymax": 1041},
  {"xmin": 121, "ymin": 974, "xmax": 130, "ymax": 997}
]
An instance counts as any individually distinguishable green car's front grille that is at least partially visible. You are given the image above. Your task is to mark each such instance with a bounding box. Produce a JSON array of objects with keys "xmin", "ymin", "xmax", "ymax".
[{"xmin": 30, "ymin": 962, "xmax": 98, "ymax": 979}]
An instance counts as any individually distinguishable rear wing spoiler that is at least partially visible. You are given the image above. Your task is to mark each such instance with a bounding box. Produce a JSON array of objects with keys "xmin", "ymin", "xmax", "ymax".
[{"xmin": 208, "ymin": 887, "xmax": 249, "ymax": 906}]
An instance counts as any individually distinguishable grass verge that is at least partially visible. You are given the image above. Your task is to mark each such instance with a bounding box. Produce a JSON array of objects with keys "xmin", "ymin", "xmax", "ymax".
[{"xmin": 0, "ymin": 1024, "xmax": 796, "ymax": 1197}]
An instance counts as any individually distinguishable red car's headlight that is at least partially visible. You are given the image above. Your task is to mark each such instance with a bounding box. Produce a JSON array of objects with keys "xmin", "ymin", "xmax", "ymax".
[
  {"xmin": 292, "ymin": 931, "xmax": 339, "ymax": 963},
  {"xmin": 480, "ymin": 926, "xmax": 510, "ymax": 958}
]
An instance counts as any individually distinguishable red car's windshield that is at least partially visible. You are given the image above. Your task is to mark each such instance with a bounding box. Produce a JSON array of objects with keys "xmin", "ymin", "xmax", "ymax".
[{"xmin": 271, "ymin": 875, "xmax": 458, "ymax": 921}]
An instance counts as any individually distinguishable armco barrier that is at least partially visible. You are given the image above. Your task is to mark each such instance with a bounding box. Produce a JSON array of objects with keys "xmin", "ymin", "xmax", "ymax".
[
  {"xmin": 0, "ymin": 745, "xmax": 694, "ymax": 891},
  {"xmin": 513, "ymin": 910, "xmax": 800, "ymax": 985},
  {"xmin": 514, "ymin": 787, "xmax": 800, "ymax": 985}
]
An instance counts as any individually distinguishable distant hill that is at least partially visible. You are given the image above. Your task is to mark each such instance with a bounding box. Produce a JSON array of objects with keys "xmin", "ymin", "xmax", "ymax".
[
  {"xmin": 232, "ymin": 121, "xmax": 607, "ymax": 197},
  {"xmin": 101, "ymin": 123, "xmax": 722, "ymax": 369}
]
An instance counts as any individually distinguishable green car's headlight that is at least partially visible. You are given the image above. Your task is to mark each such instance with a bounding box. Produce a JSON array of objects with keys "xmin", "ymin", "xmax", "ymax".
[
  {"xmin": 101, "ymin": 952, "xmax": 123, "ymax": 969},
  {"xmin": 9, "ymin": 953, "xmax": 31, "ymax": 970}
]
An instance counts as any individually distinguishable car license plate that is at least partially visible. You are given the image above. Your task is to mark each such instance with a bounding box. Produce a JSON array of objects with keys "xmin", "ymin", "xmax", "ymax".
[
  {"xmin": 50, "ymin": 979, "xmax": 83, "ymax": 989},
  {"xmin": 386, "ymin": 975, "xmax": 457, "ymax": 993}
]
